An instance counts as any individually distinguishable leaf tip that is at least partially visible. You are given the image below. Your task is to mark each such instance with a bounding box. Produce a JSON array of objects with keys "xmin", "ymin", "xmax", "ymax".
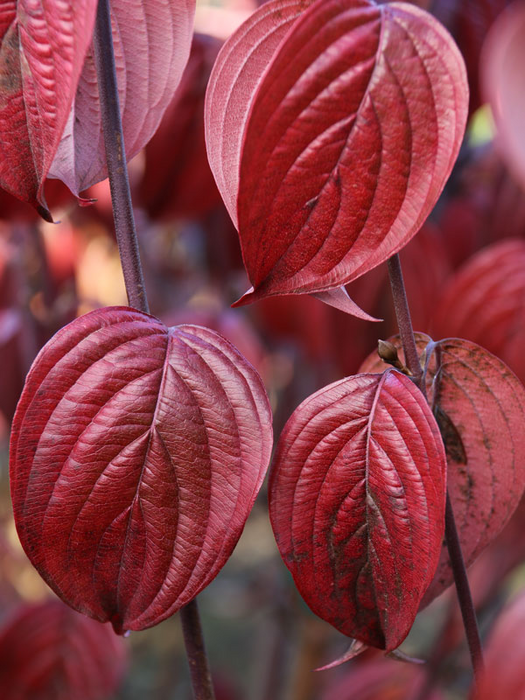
[
  {"xmin": 36, "ymin": 204, "xmax": 54, "ymax": 223},
  {"xmin": 314, "ymin": 639, "xmax": 367, "ymax": 671}
]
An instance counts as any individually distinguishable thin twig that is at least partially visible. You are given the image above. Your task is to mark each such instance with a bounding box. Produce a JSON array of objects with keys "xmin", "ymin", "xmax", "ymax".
[
  {"xmin": 93, "ymin": 2, "xmax": 215, "ymax": 698},
  {"xmin": 92, "ymin": 0, "xmax": 149, "ymax": 313},
  {"xmin": 180, "ymin": 601, "xmax": 216, "ymax": 700},
  {"xmin": 387, "ymin": 252, "xmax": 484, "ymax": 684}
]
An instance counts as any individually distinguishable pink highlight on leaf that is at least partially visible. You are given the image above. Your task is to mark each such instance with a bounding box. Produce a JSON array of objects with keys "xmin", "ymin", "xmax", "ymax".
[
  {"xmin": 48, "ymin": 0, "xmax": 196, "ymax": 197},
  {"xmin": 10, "ymin": 307, "xmax": 272, "ymax": 632}
]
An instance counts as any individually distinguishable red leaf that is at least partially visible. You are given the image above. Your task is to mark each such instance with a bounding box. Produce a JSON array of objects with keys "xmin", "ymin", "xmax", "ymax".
[
  {"xmin": 359, "ymin": 333, "xmax": 525, "ymax": 605},
  {"xmin": 481, "ymin": 1, "xmax": 525, "ymax": 190},
  {"xmin": 207, "ymin": 0, "xmax": 468, "ymax": 305},
  {"xmin": 431, "ymin": 239, "xmax": 525, "ymax": 383},
  {"xmin": 48, "ymin": 0, "xmax": 196, "ymax": 197},
  {"xmin": 474, "ymin": 589, "xmax": 525, "ymax": 700},
  {"xmin": 269, "ymin": 370, "xmax": 446, "ymax": 650},
  {"xmin": 0, "ymin": 0, "xmax": 98, "ymax": 219},
  {"xmin": 10, "ymin": 307, "xmax": 272, "ymax": 633},
  {"xmin": 421, "ymin": 337, "xmax": 525, "ymax": 605},
  {"xmin": 0, "ymin": 599, "xmax": 126, "ymax": 700}
]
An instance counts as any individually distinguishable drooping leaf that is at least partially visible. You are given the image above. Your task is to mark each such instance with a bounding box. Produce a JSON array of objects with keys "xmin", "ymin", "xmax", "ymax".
[
  {"xmin": 359, "ymin": 333, "xmax": 525, "ymax": 605},
  {"xmin": 269, "ymin": 370, "xmax": 446, "ymax": 650},
  {"xmin": 474, "ymin": 589, "xmax": 525, "ymax": 700},
  {"xmin": 431, "ymin": 239, "xmax": 525, "ymax": 384},
  {"xmin": 0, "ymin": 599, "xmax": 126, "ymax": 700},
  {"xmin": 48, "ymin": 0, "xmax": 196, "ymax": 197},
  {"xmin": 481, "ymin": 2, "xmax": 525, "ymax": 190},
  {"xmin": 0, "ymin": 0, "xmax": 98, "ymax": 219},
  {"xmin": 10, "ymin": 307, "xmax": 272, "ymax": 633},
  {"xmin": 207, "ymin": 0, "xmax": 468, "ymax": 306}
]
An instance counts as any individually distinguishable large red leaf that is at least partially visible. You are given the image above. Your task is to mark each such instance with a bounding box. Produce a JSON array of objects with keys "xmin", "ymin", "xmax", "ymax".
[
  {"xmin": 48, "ymin": 0, "xmax": 196, "ymax": 197},
  {"xmin": 0, "ymin": 0, "xmax": 98, "ymax": 219},
  {"xmin": 0, "ymin": 599, "xmax": 127, "ymax": 700},
  {"xmin": 269, "ymin": 370, "xmax": 446, "ymax": 650},
  {"xmin": 207, "ymin": 0, "xmax": 468, "ymax": 306},
  {"xmin": 432, "ymin": 239, "xmax": 525, "ymax": 383},
  {"xmin": 481, "ymin": 2, "xmax": 525, "ymax": 190},
  {"xmin": 359, "ymin": 334, "xmax": 525, "ymax": 605},
  {"xmin": 10, "ymin": 307, "xmax": 272, "ymax": 633}
]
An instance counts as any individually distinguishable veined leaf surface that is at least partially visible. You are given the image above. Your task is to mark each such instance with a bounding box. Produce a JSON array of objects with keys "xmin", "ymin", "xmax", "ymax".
[
  {"xmin": 10, "ymin": 307, "xmax": 272, "ymax": 633},
  {"xmin": 0, "ymin": 0, "xmax": 98, "ymax": 219},
  {"xmin": 206, "ymin": 0, "xmax": 468, "ymax": 305},
  {"xmin": 269, "ymin": 370, "xmax": 446, "ymax": 650},
  {"xmin": 48, "ymin": 0, "xmax": 196, "ymax": 197}
]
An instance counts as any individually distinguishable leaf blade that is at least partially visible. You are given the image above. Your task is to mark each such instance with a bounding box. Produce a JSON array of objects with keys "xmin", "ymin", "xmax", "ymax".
[{"xmin": 10, "ymin": 307, "xmax": 272, "ymax": 632}]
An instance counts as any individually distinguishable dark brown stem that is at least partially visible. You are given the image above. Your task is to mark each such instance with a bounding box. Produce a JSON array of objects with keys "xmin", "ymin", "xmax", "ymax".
[
  {"xmin": 386, "ymin": 255, "xmax": 422, "ymax": 385},
  {"xmin": 444, "ymin": 493, "xmax": 484, "ymax": 680},
  {"xmin": 93, "ymin": 0, "xmax": 149, "ymax": 313},
  {"xmin": 180, "ymin": 601, "xmax": 216, "ymax": 700},
  {"xmin": 93, "ymin": 3, "xmax": 214, "ymax": 697},
  {"xmin": 387, "ymin": 253, "xmax": 484, "ymax": 684}
]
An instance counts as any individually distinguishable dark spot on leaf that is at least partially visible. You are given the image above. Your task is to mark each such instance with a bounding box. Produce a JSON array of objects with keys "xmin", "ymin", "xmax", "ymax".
[{"xmin": 434, "ymin": 406, "xmax": 467, "ymax": 465}]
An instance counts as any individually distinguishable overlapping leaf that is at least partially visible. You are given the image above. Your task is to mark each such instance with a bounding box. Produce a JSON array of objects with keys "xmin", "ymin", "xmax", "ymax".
[
  {"xmin": 205, "ymin": 0, "xmax": 468, "ymax": 310},
  {"xmin": 360, "ymin": 333, "xmax": 525, "ymax": 605},
  {"xmin": 49, "ymin": 0, "xmax": 196, "ymax": 197},
  {"xmin": 10, "ymin": 307, "xmax": 272, "ymax": 633},
  {"xmin": 269, "ymin": 370, "xmax": 446, "ymax": 650},
  {"xmin": 0, "ymin": 0, "xmax": 98, "ymax": 219},
  {"xmin": 0, "ymin": 599, "xmax": 127, "ymax": 700}
]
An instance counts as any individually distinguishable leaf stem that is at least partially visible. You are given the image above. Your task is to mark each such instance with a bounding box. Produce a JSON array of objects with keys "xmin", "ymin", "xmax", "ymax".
[
  {"xmin": 386, "ymin": 252, "xmax": 484, "ymax": 683},
  {"xmin": 92, "ymin": 0, "xmax": 149, "ymax": 314},
  {"xmin": 93, "ymin": 3, "xmax": 215, "ymax": 698},
  {"xmin": 180, "ymin": 600, "xmax": 216, "ymax": 700}
]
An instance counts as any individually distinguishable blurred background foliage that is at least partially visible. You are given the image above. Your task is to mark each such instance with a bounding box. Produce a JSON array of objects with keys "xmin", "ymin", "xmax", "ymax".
[{"xmin": 1, "ymin": 0, "xmax": 525, "ymax": 698}]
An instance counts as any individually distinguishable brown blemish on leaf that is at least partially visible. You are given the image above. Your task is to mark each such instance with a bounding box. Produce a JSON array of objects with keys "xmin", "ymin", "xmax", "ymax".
[
  {"xmin": 434, "ymin": 406, "xmax": 467, "ymax": 465},
  {"xmin": 0, "ymin": 23, "xmax": 22, "ymax": 109}
]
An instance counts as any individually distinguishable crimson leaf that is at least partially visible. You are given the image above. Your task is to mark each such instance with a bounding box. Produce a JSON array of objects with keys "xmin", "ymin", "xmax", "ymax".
[
  {"xmin": 269, "ymin": 369, "xmax": 446, "ymax": 650},
  {"xmin": 360, "ymin": 333, "xmax": 525, "ymax": 605},
  {"xmin": 206, "ymin": 0, "xmax": 468, "ymax": 307},
  {"xmin": 0, "ymin": 0, "xmax": 98, "ymax": 219},
  {"xmin": 10, "ymin": 307, "xmax": 272, "ymax": 633}
]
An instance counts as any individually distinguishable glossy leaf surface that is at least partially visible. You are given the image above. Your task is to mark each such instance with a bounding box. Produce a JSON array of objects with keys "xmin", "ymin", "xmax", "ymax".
[
  {"xmin": 48, "ymin": 0, "xmax": 196, "ymax": 197},
  {"xmin": 269, "ymin": 370, "xmax": 446, "ymax": 650},
  {"xmin": 10, "ymin": 307, "xmax": 272, "ymax": 633},
  {"xmin": 209, "ymin": 0, "xmax": 468, "ymax": 305},
  {"xmin": 0, "ymin": 0, "xmax": 98, "ymax": 219},
  {"xmin": 360, "ymin": 333, "xmax": 525, "ymax": 604},
  {"xmin": 0, "ymin": 599, "xmax": 126, "ymax": 700}
]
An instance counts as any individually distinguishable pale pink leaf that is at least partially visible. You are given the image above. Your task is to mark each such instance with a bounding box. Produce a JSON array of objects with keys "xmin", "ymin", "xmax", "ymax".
[{"xmin": 48, "ymin": 0, "xmax": 196, "ymax": 196}]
